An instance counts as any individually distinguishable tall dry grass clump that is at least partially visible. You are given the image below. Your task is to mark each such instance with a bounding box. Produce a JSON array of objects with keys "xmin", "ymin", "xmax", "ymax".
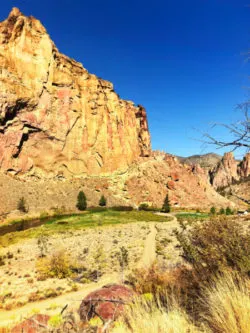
[
  {"xmin": 203, "ymin": 273, "xmax": 250, "ymax": 333},
  {"xmin": 112, "ymin": 296, "xmax": 201, "ymax": 333}
]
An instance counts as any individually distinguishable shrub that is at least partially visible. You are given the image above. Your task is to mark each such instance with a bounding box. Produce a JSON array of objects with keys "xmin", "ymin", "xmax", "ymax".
[
  {"xmin": 48, "ymin": 314, "xmax": 63, "ymax": 328},
  {"xmin": 139, "ymin": 203, "xmax": 149, "ymax": 211},
  {"xmin": 162, "ymin": 194, "xmax": 170, "ymax": 213},
  {"xmin": 76, "ymin": 191, "xmax": 87, "ymax": 211},
  {"xmin": 109, "ymin": 206, "xmax": 133, "ymax": 211},
  {"xmin": 87, "ymin": 206, "xmax": 107, "ymax": 212},
  {"xmin": 17, "ymin": 197, "xmax": 28, "ymax": 213},
  {"xmin": 99, "ymin": 195, "xmax": 107, "ymax": 207},
  {"xmin": 0, "ymin": 255, "xmax": 5, "ymax": 266},
  {"xmin": 127, "ymin": 264, "xmax": 194, "ymax": 301},
  {"xmin": 219, "ymin": 208, "xmax": 225, "ymax": 215},
  {"xmin": 37, "ymin": 235, "xmax": 48, "ymax": 257},
  {"xmin": 116, "ymin": 246, "xmax": 129, "ymax": 283},
  {"xmin": 36, "ymin": 251, "xmax": 72, "ymax": 280},
  {"xmin": 138, "ymin": 204, "xmax": 159, "ymax": 212},
  {"xmin": 175, "ymin": 217, "xmax": 250, "ymax": 278},
  {"xmin": 210, "ymin": 206, "xmax": 216, "ymax": 215},
  {"xmin": 226, "ymin": 206, "xmax": 233, "ymax": 215}
]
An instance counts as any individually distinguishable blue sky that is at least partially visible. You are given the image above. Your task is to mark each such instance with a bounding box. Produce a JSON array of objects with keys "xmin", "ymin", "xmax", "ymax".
[{"xmin": 1, "ymin": 0, "xmax": 250, "ymax": 158}]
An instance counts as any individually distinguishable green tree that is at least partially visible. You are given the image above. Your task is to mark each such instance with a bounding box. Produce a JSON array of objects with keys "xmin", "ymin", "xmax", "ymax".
[
  {"xmin": 210, "ymin": 206, "xmax": 216, "ymax": 215},
  {"xmin": 226, "ymin": 206, "xmax": 233, "ymax": 215},
  {"xmin": 17, "ymin": 197, "xmax": 28, "ymax": 213},
  {"xmin": 162, "ymin": 194, "xmax": 170, "ymax": 213},
  {"xmin": 76, "ymin": 191, "xmax": 87, "ymax": 211},
  {"xmin": 219, "ymin": 208, "xmax": 225, "ymax": 215},
  {"xmin": 99, "ymin": 195, "xmax": 107, "ymax": 207}
]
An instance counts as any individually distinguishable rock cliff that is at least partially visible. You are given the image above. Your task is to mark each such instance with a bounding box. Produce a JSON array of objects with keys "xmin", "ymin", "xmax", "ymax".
[
  {"xmin": 210, "ymin": 152, "xmax": 250, "ymax": 189},
  {"xmin": 0, "ymin": 8, "xmax": 151, "ymax": 178},
  {"xmin": 0, "ymin": 8, "xmax": 236, "ymax": 215}
]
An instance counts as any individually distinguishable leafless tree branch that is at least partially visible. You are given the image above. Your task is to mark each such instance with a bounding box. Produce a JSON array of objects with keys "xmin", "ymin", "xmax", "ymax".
[{"xmin": 202, "ymin": 102, "xmax": 250, "ymax": 152}]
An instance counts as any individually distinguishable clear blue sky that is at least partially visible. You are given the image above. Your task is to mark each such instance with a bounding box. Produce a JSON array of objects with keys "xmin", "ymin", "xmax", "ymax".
[{"xmin": 1, "ymin": 0, "xmax": 250, "ymax": 158}]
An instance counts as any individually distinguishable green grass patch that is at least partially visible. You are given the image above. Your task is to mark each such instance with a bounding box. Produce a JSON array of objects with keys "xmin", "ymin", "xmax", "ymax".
[
  {"xmin": 0, "ymin": 210, "xmax": 171, "ymax": 247},
  {"xmin": 175, "ymin": 212, "xmax": 209, "ymax": 222}
]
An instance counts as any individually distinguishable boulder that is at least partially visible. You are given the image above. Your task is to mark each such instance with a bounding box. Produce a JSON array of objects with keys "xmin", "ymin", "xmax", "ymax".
[
  {"xmin": 79, "ymin": 284, "xmax": 135, "ymax": 323},
  {"xmin": 10, "ymin": 314, "xmax": 50, "ymax": 333}
]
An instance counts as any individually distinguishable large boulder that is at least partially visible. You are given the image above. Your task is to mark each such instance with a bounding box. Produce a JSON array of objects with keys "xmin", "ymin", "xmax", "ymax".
[{"xmin": 79, "ymin": 284, "xmax": 135, "ymax": 323}]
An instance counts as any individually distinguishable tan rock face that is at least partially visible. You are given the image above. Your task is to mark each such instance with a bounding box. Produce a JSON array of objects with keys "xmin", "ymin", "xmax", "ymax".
[
  {"xmin": 239, "ymin": 153, "xmax": 250, "ymax": 178},
  {"xmin": 210, "ymin": 153, "xmax": 239, "ymax": 189},
  {"xmin": 210, "ymin": 152, "xmax": 250, "ymax": 189},
  {"xmin": 0, "ymin": 8, "xmax": 151, "ymax": 178}
]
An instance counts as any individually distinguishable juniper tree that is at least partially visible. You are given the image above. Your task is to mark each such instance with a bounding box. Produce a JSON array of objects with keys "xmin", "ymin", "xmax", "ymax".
[
  {"xmin": 226, "ymin": 206, "xmax": 233, "ymax": 215},
  {"xmin": 219, "ymin": 208, "xmax": 225, "ymax": 215},
  {"xmin": 99, "ymin": 195, "xmax": 107, "ymax": 207},
  {"xmin": 76, "ymin": 191, "xmax": 87, "ymax": 211},
  {"xmin": 162, "ymin": 194, "xmax": 171, "ymax": 213},
  {"xmin": 210, "ymin": 206, "xmax": 216, "ymax": 215}
]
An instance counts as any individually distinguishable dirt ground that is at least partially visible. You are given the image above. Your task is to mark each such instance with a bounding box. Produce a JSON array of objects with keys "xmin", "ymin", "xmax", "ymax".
[{"xmin": 0, "ymin": 213, "xmax": 184, "ymax": 328}]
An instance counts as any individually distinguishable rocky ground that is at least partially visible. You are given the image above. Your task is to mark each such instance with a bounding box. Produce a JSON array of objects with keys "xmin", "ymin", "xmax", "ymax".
[
  {"xmin": 0, "ymin": 222, "xmax": 150, "ymax": 310},
  {"xmin": 0, "ymin": 212, "xmax": 184, "ymax": 328}
]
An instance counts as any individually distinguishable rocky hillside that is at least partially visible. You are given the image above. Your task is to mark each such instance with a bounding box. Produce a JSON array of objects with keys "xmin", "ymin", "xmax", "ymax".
[
  {"xmin": 0, "ymin": 8, "xmax": 151, "ymax": 178},
  {"xmin": 178, "ymin": 153, "xmax": 222, "ymax": 169},
  {"xmin": 0, "ymin": 153, "xmax": 232, "ymax": 217}
]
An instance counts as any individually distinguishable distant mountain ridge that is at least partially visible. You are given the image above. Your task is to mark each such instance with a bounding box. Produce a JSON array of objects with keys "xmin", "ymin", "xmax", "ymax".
[{"xmin": 177, "ymin": 153, "xmax": 222, "ymax": 169}]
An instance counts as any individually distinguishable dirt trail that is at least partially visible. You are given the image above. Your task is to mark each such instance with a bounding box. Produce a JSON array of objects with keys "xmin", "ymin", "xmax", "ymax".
[
  {"xmin": 0, "ymin": 218, "xmax": 175, "ymax": 328},
  {"xmin": 0, "ymin": 274, "xmax": 119, "ymax": 328},
  {"xmin": 138, "ymin": 223, "xmax": 157, "ymax": 268},
  {"xmin": 154, "ymin": 212, "xmax": 178, "ymax": 225}
]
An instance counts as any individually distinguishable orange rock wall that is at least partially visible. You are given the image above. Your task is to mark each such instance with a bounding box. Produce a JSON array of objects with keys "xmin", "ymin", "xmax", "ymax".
[{"xmin": 0, "ymin": 8, "xmax": 151, "ymax": 178}]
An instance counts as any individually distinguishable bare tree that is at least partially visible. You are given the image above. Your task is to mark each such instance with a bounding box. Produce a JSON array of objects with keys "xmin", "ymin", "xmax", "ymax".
[{"xmin": 202, "ymin": 102, "xmax": 250, "ymax": 151}]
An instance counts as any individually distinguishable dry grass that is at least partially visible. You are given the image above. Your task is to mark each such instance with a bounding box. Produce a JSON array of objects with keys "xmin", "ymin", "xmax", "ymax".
[
  {"xmin": 111, "ymin": 296, "xmax": 201, "ymax": 333},
  {"xmin": 125, "ymin": 267, "xmax": 250, "ymax": 333},
  {"xmin": 203, "ymin": 273, "xmax": 250, "ymax": 333}
]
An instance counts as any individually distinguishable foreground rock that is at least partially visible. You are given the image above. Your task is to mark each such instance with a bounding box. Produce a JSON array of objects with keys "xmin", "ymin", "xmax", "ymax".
[
  {"xmin": 79, "ymin": 284, "xmax": 135, "ymax": 323},
  {"xmin": 0, "ymin": 8, "xmax": 151, "ymax": 178},
  {"xmin": 10, "ymin": 314, "xmax": 50, "ymax": 333}
]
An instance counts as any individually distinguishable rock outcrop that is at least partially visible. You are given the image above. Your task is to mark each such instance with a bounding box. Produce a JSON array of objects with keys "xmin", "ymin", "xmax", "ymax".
[
  {"xmin": 0, "ymin": 8, "xmax": 151, "ymax": 178},
  {"xmin": 79, "ymin": 284, "xmax": 135, "ymax": 323},
  {"xmin": 210, "ymin": 152, "xmax": 250, "ymax": 189},
  {"xmin": 239, "ymin": 153, "xmax": 250, "ymax": 178}
]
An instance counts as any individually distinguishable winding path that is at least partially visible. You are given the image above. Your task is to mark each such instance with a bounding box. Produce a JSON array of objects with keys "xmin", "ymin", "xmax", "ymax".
[
  {"xmin": 0, "ymin": 216, "xmax": 178, "ymax": 327},
  {"xmin": 0, "ymin": 274, "xmax": 119, "ymax": 327},
  {"xmin": 139, "ymin": 223, "xmax": 157, "ymax": 268}
]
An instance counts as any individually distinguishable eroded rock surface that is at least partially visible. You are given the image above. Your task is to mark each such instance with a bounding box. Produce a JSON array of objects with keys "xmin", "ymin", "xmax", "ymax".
[
  {"xmin": 0, "ymin": 8, "xmax": 151, "ymax": 178},
  {"xmin": 210, "ymin": 152, "xmax": 250, "ymax": 189},
  {"xmin": 79, "ymin": 284, "xmax": 135, "ymax": 323}
]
